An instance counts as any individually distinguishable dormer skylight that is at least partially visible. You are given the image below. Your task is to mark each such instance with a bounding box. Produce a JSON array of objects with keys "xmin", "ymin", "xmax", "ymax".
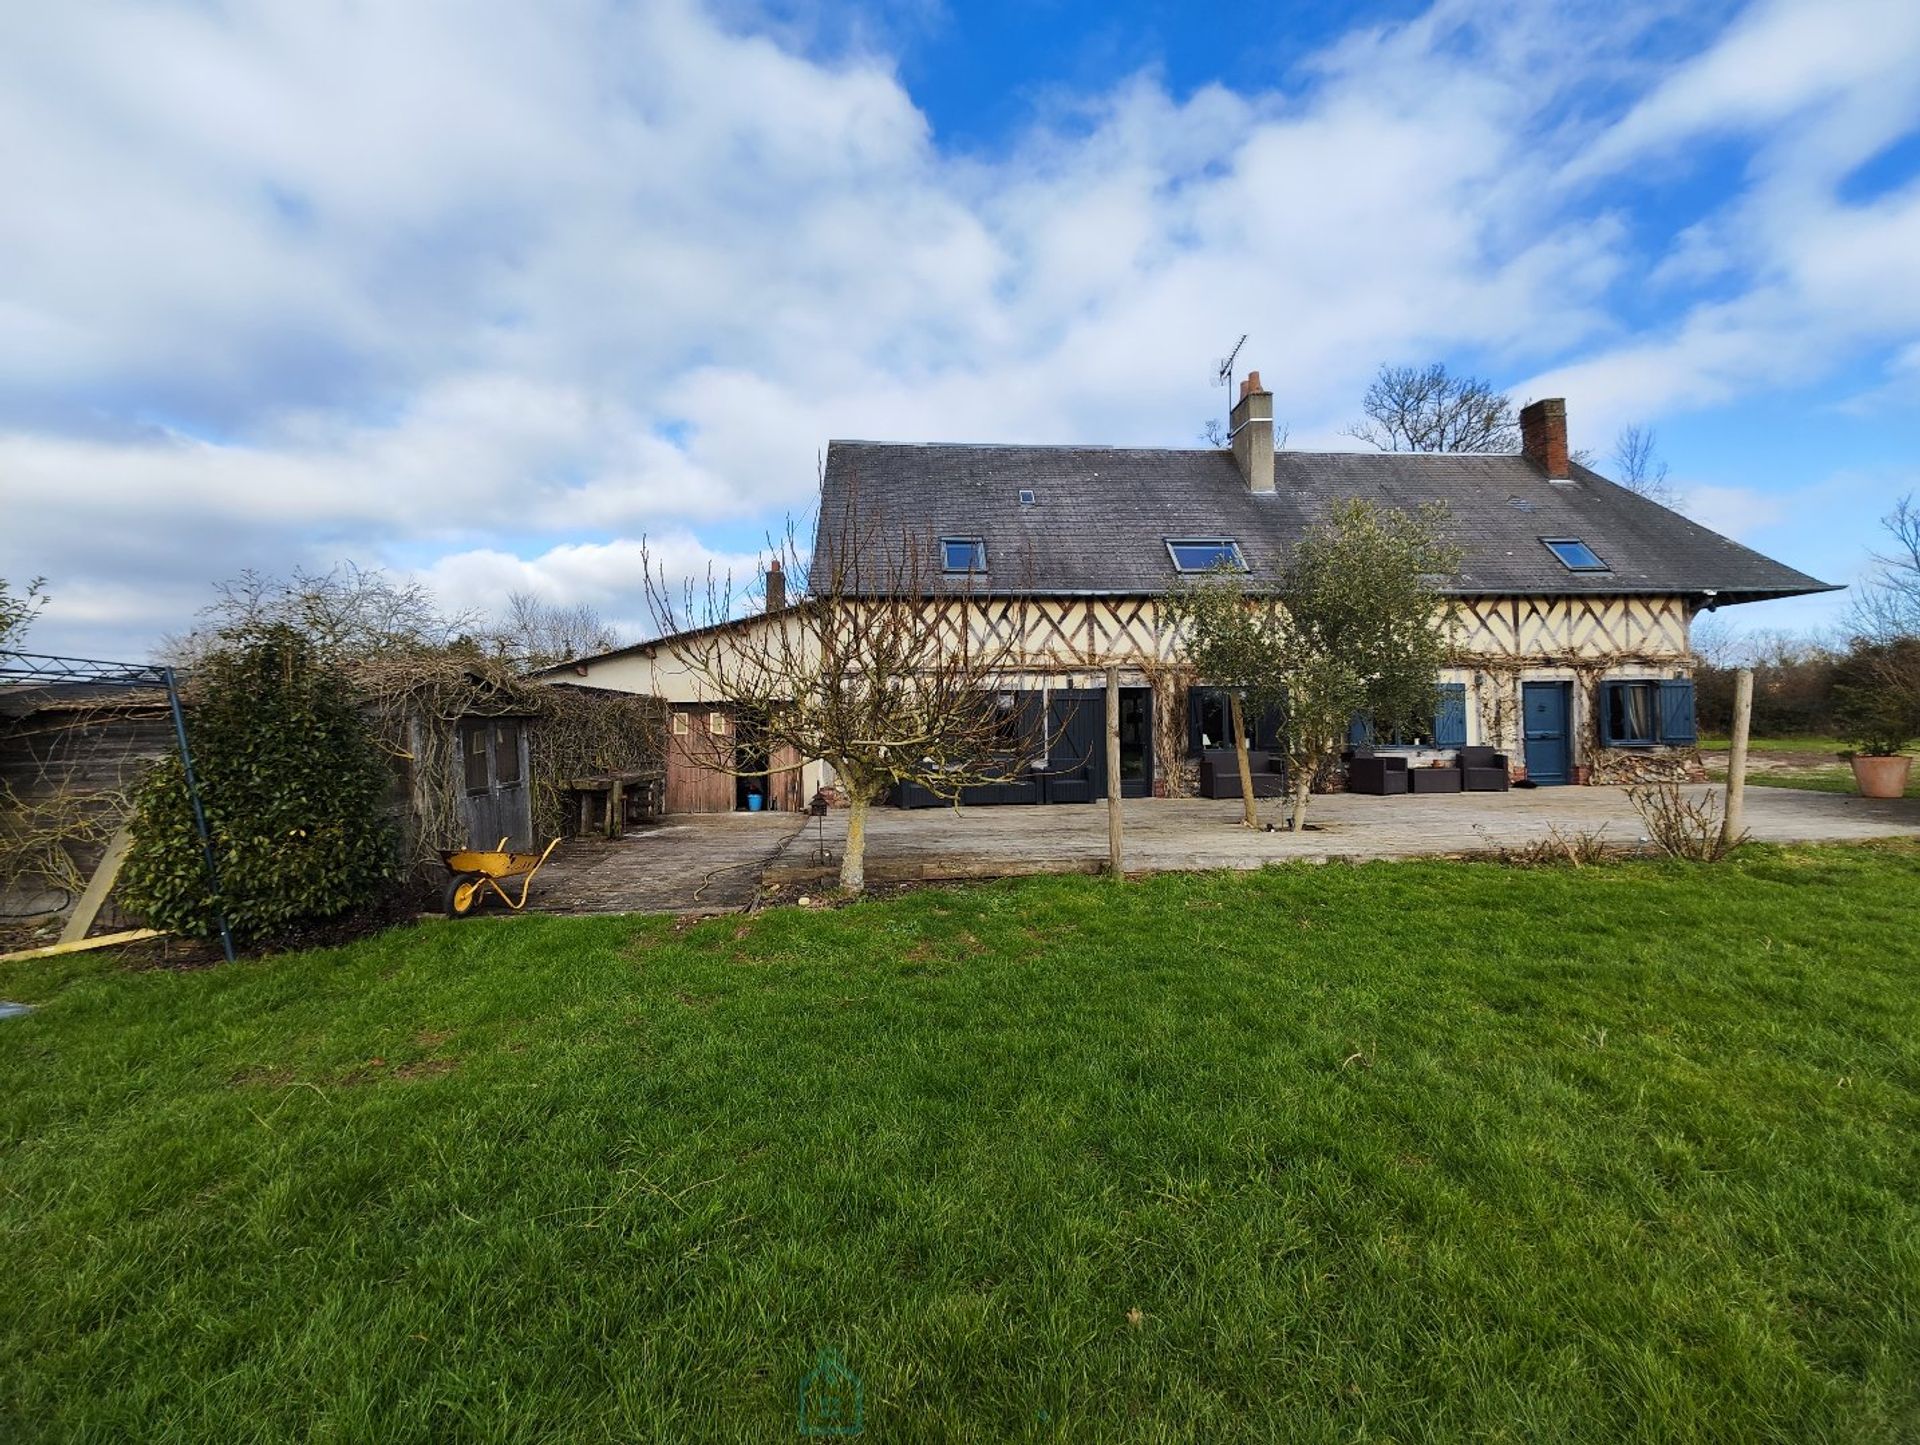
[
  {"xmin": 1167, "ymin": 538, "xmax": 1248, "ymax": 573},
  {"xmin": 1018, "ymin": 489, "xmax": 1036, "ymax": 506},
  {"xmin": 1542, "ymin": 537, "xmax": 1609, "ymax": 572}
]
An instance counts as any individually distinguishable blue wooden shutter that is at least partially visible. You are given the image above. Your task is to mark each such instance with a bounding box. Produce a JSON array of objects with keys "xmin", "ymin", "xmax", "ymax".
[
  {"xmin": 1598, "ymin": 681, "xmax": 1623, "ymax": 746},
  {"xmin": 1347, "ymin": 713, "xmax": 1373, "ymax": 749},
  {"xmin": 1658, "ymin": 679, "xmax": 1697, "ymax": 744},
  {"xmin": 1433, "ymin": 684, "xmax": 1467, "ymax": 747}
]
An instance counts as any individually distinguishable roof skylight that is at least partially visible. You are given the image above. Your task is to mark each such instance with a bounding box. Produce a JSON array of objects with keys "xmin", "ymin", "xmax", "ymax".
[
  {"xmin": 1166, "ymin": 539, "xmax": 1248, "ymax": 573},
  {"xmin": 1541, "ymin": 537, "xmax": 1609, "ymax": 572},
  {"xmin": 941, "ymin": 537, "xmax": 987, "ymax": 573}
]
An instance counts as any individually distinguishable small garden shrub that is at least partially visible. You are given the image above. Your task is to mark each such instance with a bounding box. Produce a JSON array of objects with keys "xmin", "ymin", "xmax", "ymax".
[
  {"xmin": 121, "ymin": 625, "xmax": 398, "ymax": 946},
  {"xmin": 1628, "ymin": 781, "xmax": 1744, "ymax": 862}
]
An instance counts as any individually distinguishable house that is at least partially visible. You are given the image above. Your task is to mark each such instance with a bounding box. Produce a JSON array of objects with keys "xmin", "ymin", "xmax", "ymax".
[{"xmin": 550, "ymin": 379, "xmax": 1833, "ymax": 810}]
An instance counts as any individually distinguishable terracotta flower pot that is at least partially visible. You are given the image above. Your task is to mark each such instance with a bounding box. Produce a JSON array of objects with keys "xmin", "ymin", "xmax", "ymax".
[{"xmin": 1850, "ymin": 754, "xmax": 1912, "ymax": 799}]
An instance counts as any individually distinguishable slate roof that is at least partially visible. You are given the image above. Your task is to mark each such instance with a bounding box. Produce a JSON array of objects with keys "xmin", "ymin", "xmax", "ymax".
[{"xmin": 816, "ymin": 441, "xmax": 1834, "ymax": 606}]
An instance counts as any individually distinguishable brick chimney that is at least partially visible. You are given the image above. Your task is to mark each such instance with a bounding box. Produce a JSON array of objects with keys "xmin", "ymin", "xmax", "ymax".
[
  {"xmin": 1229, "ymin": 370, "xmax": 1275, "ymax": 494},
  {"xmin": 764, "ymin": 559, "xmax": 786, "ymax": 613},
  {"xmin": 1520, "ymin": 397, "xmax": 1570, "ymax": 481}
]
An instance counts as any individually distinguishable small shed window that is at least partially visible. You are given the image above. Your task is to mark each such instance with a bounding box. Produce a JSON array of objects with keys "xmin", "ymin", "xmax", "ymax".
[
  {"xmin": 708, "ymin": 710, "xmax": 728, "ymax": 735},
  {"xmin": 1167, "ymin": 539, "xmax": 1248, "ymax": 573},
  {"xmin": 941, "ymin": 538, "xmax": 987, "ymax": 573},
  {"xmin": 493, "ymin": 721, "xmax": 521, "ymax": 785},
  {"xmin": 672, "ymin": 712, "xmax": 689, "ymax": 736},
  {"xmin": 461, "ymin": 721, "xmax": 490, "ymax": 794},
  {"xmin": 1542, "ymin": 537, "xmax": 1609, "ymax": 572}
]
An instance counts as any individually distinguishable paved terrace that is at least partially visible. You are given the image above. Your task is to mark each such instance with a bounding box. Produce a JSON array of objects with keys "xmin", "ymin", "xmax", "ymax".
[{"xmin": 533, "ymin": 786, "xmax": 1920, "ymax": 915}]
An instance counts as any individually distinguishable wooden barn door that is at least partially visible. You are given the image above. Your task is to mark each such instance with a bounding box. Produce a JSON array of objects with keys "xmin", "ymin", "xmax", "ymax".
[
  {"xmin": 459, "ymin": 717, "xmax": 533, "ymax": 848},
  {"xmin": 769, "ymin": 743, "xmax": 805, "ymax": 812},
  {"xmin": 665, "ymin": 706, "xmax": 737, "ymax": 813}
]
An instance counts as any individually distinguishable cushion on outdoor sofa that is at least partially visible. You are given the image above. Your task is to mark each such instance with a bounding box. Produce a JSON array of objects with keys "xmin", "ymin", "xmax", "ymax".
[
  {"xmin": 1458, "ymin": 745, "xmax": 1511, "ymax": 792},
  {"xmin": 1346, "ymin": 755, "xmax": 1408, "ymax": 795}
]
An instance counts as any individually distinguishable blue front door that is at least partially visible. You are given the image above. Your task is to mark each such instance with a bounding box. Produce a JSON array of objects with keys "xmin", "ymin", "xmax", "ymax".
[{"xmin": 1521, "ymin": 682, "xmax": 1571, "ymax": 785}]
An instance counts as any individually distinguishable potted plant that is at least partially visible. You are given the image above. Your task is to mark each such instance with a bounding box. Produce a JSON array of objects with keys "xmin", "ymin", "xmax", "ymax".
[{"xmin": 1833, "ymin": 639, "xmax": 1920, "ymax": 798}]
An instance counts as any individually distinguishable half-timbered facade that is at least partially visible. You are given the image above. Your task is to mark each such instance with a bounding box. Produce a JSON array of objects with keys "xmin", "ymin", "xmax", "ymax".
[{"xmin": 551, "ymin": 382, "xmax": 1832, "ymax": 810}]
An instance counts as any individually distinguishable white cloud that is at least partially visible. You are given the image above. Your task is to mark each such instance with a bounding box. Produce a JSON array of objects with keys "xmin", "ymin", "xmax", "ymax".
[{"xmin": 2, "ymin": 0, "xmax": 1916, "ymax": 657}]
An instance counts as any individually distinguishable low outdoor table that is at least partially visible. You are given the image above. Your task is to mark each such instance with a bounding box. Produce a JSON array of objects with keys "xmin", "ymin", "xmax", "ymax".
[
  {"xmin": 1407, "ymin": 767, "xmax": 1463, "ymax": 794},
  {"xmin": 565, "ymin": 770, "xmax": 663, "ymax": 837}
]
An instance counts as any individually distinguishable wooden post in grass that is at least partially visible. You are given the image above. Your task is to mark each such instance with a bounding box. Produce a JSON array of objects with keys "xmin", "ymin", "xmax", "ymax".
[
  {"xmin": 1106, "ymin": 665, "xmax": 1124, "ymax": 879},
  {"xmin": 1722, "ymin": 666, "xmax": 1753, "ymax": 848}
]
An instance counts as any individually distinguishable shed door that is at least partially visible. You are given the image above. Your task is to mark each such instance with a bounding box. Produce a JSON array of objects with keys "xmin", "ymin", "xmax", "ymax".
[{"xmin": 460, "ymin": 717, "xmax": 533, "ymax": 849}]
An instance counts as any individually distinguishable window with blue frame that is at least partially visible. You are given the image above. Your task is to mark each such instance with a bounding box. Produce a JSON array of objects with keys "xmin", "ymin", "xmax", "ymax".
[
  {"xmin": 1188, "ymin": 687, "xmax": 1282, "ymax": 752},
  {"xmin": 1600, "ymin": 679, "xmax": 1696, "ymax": 747},
  {"xmin": 1541, "ymin": 537, "xmax": 1609, "ymax": 572},
  {"xmin": 1347, "ymin": 683, "xmax": 1467, "ymax": 749},
  {"xmin": 1166, "ymin": 538, "xmax": 1248, "ymax": 573},
  {"xmin": 941, "ymin": 537, "xmax": 987, "ymax": 573}
]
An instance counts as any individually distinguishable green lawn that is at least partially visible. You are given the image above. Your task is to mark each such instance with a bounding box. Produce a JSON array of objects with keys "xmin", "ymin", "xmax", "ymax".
[
  {"xmin": 5, "ymin": 847, "xmax": 1920, "ymax": 1442},
  {"xmin": 1699, "ymin": 736, "xmax": 1920, "ymax": 798},
  {"xmin": 1699, "ymin": 735, "xmax": 1853, "ymax": 754}
]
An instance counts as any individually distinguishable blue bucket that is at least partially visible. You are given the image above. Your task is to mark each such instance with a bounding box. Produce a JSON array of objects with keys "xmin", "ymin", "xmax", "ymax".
[{"xmin": 746, "ymin": 793, "xmax": 764, "ymax": 812}]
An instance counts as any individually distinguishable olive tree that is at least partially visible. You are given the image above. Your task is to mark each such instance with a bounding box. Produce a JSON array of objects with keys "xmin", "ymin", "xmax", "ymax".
[
  {"xmin": 1171, "ymin": 501, "xmax": 1462, "ymax": 833},
  {"xmin": 1277, "ymin": 499, "xmax": 1462, "ymax": 830}
]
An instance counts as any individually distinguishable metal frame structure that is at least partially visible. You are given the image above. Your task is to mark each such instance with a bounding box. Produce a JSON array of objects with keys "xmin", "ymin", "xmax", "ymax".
[{"xmin": 0, "ymin": 650, "xmax": 234, "ymax": 962}]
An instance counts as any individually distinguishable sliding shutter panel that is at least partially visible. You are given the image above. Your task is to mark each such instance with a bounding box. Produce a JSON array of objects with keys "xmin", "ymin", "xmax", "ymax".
[
  {"xmin": 1347, "ymin": 714, "xmax": 1373, "ymax": 749},
  {"xmin": 1658, "ymin": 679, "xmax": 1697, "ymax": 745},
  {"xmin": 1433, "ymin": 684, "xmax": 1468, "ymax": 746}
]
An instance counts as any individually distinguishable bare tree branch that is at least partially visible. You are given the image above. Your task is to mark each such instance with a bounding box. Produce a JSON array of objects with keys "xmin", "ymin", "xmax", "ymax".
[
  {"xmin": 1612, "ymin": 424, "xmax": 1681, "ymax": 508},
  {"xmin": 1346, "ymin": 363, "xmax": 1517, "ymax": 453}
]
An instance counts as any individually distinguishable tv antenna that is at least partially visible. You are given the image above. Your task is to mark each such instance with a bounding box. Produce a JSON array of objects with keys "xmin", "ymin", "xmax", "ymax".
[{"xmin": 1214, "ymin": 333, "xmax": 1248, "ymax": 439}]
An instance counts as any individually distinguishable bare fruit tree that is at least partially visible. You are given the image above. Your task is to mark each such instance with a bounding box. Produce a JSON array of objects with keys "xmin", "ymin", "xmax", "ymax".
[
  {"xmin": 642, "ymin": 491, "xmax": 1041, "ymax": 893},
  {"xmin": 1612, "ymin": 424, "xmax": 1680, "ymax": 508},
  {"xmin": 1347, "ymin": 363, "xmax": 1517, "ymax": 453}
]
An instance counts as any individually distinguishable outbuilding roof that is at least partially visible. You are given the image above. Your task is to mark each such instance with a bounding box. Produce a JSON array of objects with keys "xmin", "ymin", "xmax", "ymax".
[{"xmin": 816, "ymin": 441, "xmax": 1834, "ymax": 606}]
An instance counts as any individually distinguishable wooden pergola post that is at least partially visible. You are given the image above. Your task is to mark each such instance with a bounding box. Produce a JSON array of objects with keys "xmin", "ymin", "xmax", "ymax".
[
  {"xmin": 1106, "ymin": 665, "xmax": 1124, "ymax": 879},
  {"xmin": 1722, "ymin": 666, "xmax": 1753, "ymax": 848}
]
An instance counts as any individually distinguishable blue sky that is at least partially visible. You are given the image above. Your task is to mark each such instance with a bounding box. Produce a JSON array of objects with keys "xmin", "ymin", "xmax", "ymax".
[{"xmin": 4, "ymin": 0, "xmax": 1919, "ymax": 658}]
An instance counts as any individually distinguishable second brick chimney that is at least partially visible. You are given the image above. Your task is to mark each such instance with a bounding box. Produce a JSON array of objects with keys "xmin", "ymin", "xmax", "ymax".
[
  {"xmin": 764, "ymin": 559, "xmax": 786, "ymax": 613},
  {"xmin": 1230, "ymin": 371, "xmax": 1275, "ymax": 494},
  {"xmin": 1520, "ymin": 397, "xmax": 1570, "ymax": 481}
]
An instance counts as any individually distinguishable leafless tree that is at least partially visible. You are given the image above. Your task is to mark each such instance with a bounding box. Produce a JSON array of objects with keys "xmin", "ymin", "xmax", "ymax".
[
  {"xmin": 1346, "ymin": 363, "xmax": 1517, "ymax": 453},
  {"xmin": 494, "ymin": 592, "xmax": 620, "ymax": 668},
  {"xmin": 642, "ymin": 491, "xmax": 1043, "ymax": 893},
  {"xmin": 1612, "ymin": 424, "xmax": 1680, "ymax": 508},
  {"xmin": 164, "ymin": 563, "xmax": 480, "ymax": 665},
  {"xmin": 1201, "ymin": 416, "xmax": 1289, "ymax": 449},
  {"xmin": 1849, "ymin": 493, "xmax": 1920, "ymax": 643},
  {"xmin": 1686, "ymin": 612, "xmax": 1741, "ymax": 670}
]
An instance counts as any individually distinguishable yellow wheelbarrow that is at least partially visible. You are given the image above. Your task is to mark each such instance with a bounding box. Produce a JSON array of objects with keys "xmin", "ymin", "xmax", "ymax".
[{"xmin": 440, "ymin": 836, "xmax": 561, "ymax": 918}]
